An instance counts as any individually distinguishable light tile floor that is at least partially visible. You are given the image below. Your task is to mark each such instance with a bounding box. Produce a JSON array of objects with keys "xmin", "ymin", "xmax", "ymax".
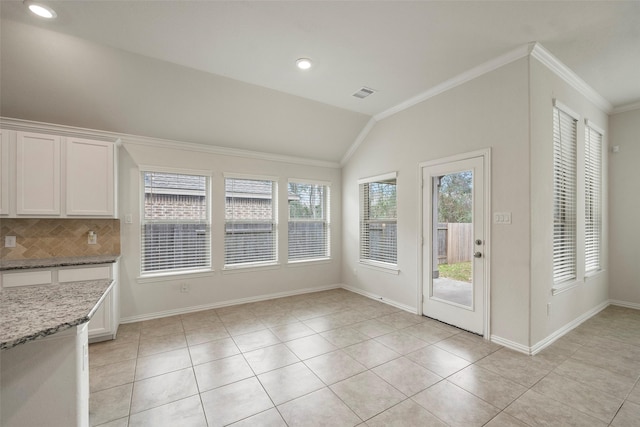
[{"xmin": 89, "ymin": 289, "xmax": 640, "ymax": 426}]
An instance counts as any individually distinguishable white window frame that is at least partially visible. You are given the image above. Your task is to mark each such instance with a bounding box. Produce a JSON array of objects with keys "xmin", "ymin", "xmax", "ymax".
[
  {"xmin": 287, "ymin": 179, "xmax": 331, "ymax": 263},
  {"xmin": 139, "ymin": 166, "xmax": 212, "ymax": 279},
  {"xmin": 584, "ymin": 119, "xmax": 604, "ymax": 275},
  {"xmin": 223, "ymin": 173, "xmax": 279, "ymax": 270},
  {"xmin": 552, "ymin": 101, "xmax": 579, "ymax": 292},
  {"xmin": 358, "ymin": 172, "xmax": 398, "ymax": 272}
]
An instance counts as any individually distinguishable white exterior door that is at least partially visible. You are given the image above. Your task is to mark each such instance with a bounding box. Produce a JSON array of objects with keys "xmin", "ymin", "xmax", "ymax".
[{"xmin": 422, "ymin": 153, "xmax": 488, "ymax": 335}]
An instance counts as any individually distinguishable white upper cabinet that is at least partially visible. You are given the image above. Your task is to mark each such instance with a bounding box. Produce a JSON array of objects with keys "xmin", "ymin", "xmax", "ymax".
[
  {"xmin": 16, "ymin": 131, "xmax": 61, "ymax": 215},
  {"xmin": 2, "ymin": 126, "xmax": 117, "ymax": 218},
  {"xmin": 0, "ymin": 130, "xmax": 9, "ymax": 215},
  {"xmin": 66, "ymin": 137, "xmax": 114, "ymax": 216}
]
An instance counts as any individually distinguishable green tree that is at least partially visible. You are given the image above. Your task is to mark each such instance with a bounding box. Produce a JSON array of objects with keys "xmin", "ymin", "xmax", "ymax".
[
  {"xmin": 438, "ymin": 171, "xmax": 472, "ymax": 223},
  {"xmin": 288, "ymin": 183, "xmax": 324, "ymax": 219},
  {"xmin": 369, "ymin": 182, "xmax": 397, "ymax": 219}
]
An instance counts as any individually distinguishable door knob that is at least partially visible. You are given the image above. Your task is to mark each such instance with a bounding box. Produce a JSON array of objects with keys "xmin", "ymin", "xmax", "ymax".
[{"xmin": 474, "ymin": 251, "xmax": 482, "ymax": 258}]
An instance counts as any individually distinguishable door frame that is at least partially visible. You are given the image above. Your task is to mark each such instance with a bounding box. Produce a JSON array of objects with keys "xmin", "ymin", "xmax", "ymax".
[{"xmin": 417, "ymin": 148, "xmax": 492, "ymax": 339}]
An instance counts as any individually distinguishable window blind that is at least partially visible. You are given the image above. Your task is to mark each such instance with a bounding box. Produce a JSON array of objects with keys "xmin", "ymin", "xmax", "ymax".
[
  {"xmin": 552, "ymin": 107, "xmax": 578, "ymax": 284},
  {"xmin": 225, "ymin": 177, "xmax": 277, "ymax": 266},
  {"xmin": 288, "ymin": 182, "xmax": 329, "ymax": 261},
  {"xmin": 141, "ymin": 172, "xmax": 210, "ymax": 274},
  {"xmin": 585, "ymin": 124, "xmax": 602, "ymax": 273},
  {"xmin": 359, "ymin": 177, "xmax": 397, "ymax": 265}
]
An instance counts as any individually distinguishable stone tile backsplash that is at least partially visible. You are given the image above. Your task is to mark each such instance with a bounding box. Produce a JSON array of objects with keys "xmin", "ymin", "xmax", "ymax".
[{"xmin": 0, "ymin": 218, "xmax": 120, "ymax": 260}]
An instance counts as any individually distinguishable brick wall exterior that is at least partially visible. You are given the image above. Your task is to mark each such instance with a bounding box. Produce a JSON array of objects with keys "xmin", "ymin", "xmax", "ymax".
[
  {"xmin": 145, "ymin": 194, "xmax": 207, "ymax": 220},
  {"xmin": 225, "ymin": 198, "xmax": 273, "ymax": 221},
  {"xmin": 144, "ymin": 194, "xmax": 274, "ymax": 221}
]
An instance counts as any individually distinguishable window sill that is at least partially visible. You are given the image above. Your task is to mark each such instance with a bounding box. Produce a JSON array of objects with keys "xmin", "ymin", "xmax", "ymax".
[
  {"xmin": 137, "ymin": 269, "xmax": 214, "ymax": 284},
  {"xmin": 287, "ymin": 258, "xmax": 332, "ymax": 267},
  {"xmin": 359, "ymin": 261, "xmax": 400, "ymax": 275},
  {"xmin": 551, "ymin": 279, "xmax": 582, "ymax": 296},
  {"xmin": 222, "ymin": 263, "xmax": 281, "ymax": 274}
]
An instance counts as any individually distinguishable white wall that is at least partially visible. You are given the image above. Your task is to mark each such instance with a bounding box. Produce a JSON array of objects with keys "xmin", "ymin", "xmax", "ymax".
[
  {"xmin": 342, "ymin": 58, "xmax": 532, "ymax": 347},
  {"xmin": 118, "ymin": 142, "xmax": 342, "ymax": 321},
  {"xmin": 529, "ymin": 58, "xmax": 609, "ymax": 346},
  {"xmin": 609, "ymin": 108, "xmax": 640, "ymax": 307}
]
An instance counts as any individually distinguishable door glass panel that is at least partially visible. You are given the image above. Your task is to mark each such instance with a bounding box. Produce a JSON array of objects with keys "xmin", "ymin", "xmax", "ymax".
[{"xmin": 432, "ymin": 170, "xmax": 473, "ymax": 308}]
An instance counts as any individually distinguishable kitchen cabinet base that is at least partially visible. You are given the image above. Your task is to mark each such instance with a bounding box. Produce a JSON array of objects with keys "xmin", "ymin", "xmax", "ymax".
[{"xmin": 1, "ymin": 324, "xmax": 89, "ymax": 427}]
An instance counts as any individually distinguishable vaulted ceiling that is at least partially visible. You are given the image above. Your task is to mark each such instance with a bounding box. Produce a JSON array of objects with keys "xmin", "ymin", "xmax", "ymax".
[{"xmin": 1, "ymin": 1, "xmax": 639, "ymax": 163}]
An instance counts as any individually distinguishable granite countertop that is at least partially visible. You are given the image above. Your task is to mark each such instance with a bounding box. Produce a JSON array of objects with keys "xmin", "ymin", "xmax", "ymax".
[
  {"xmin": 0, "ymin": 279, "xmax": 114, "ymax": 350},
  {"xmin": 0, "ymin": 255, "xmax": 119, "ymax": 271}
]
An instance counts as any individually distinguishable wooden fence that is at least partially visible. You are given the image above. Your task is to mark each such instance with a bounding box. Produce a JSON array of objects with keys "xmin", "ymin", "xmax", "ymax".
[{"xmin": 437, "ymin": 223, "xmax": 473, "ymax": 264}]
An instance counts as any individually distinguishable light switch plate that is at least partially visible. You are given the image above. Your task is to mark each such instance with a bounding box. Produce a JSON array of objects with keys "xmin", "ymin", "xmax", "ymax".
[
  {"xmin": 493, "ymin": 212, "xmax": 512, "ymax": 224},
  {"xmin": 5, "ymin": 235, "xmax": 16, "ymax": 248}
]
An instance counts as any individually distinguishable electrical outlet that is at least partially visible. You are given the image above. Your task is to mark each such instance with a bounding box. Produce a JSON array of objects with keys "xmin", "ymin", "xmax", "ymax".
[
  {"xmin": 88, "ymin": 232, "xmax": 97, "ymax": 245},
  {"xmin": 5, "ymin": 236, "xmax": 16, "ymax": 248}
]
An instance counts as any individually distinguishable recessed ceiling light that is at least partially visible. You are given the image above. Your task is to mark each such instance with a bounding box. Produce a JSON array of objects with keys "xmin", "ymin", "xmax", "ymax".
[
  {"xmin": 24, "ymin": 1, "xmax": 57, "ymax": 19},
  {"xmin": 296, "ymin": 58, "xmax": 312, "ymax": 70}
]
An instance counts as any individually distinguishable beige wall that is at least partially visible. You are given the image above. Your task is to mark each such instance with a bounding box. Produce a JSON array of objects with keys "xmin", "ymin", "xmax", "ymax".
[
  {"xmin": 609, "ymin": 108, "xmax": 640, "ymax": 306},
  {"xmin": 529, "ymin": 58, "xmax": 609, "ymax": 346},
  {"xmin": 342, "ymin": 58, "xmax": 532, "ymax": 347},
  {"xmin": 119, "ymin": 143, "xmax": 342, "ymax": 321}
]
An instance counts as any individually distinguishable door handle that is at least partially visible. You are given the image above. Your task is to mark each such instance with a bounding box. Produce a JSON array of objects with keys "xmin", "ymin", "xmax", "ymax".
[{"xmin": 474, "ymin": 251, "xmax": 482, "ymax": 258}]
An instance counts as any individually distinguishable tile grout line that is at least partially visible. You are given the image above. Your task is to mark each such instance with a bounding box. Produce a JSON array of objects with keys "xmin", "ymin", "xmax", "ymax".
[{"xmin": 89, "ymin": 292, "xmax": 640, "ymax": 427}]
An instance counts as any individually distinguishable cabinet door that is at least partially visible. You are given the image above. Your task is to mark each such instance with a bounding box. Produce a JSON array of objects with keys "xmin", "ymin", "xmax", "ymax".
[
  {"xmin": 16, "ymin": 132, "xmax": 61, "ymax": 215},
  {"xmin": 57, "ymin": 265, "xmax": 115, "ymax": 342},
  {"xmin": 88, "ymin": 291, "xmax": 113, "ymax": 341},
  {"xmin": 66, "ymin": 137, "xmax": 114, "ymax": 216},
  {"xmin": 0, "ymin": 129, "xmax": 8, "ymax": 215},
  {"xmin": 1, "ymin": 270, "xmax": 52, "ymax": 288}
]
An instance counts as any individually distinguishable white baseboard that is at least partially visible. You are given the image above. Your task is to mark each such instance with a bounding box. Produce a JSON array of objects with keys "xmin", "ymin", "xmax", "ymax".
[
  {"xmin": 529, "ymin": 300, "xmax": 610, "ymax": 355},
  {"xmin": 120, "ymin": 284, "xmax": 341, "ymax": 323},
  {"xmin": 492, "ymin": 300, "xmax": 611, "ymax": 355},
  {"xmin": 609, "ymin": 299, "xmax": 640, "ymax": 310},
  {"xmin": 489, "ymin": 335, "xmax": 531, "ymax": 355},
  {"xmin": 121, "ymin": 286, "xmax": 639, "ymax": 351},
  {"xmin": 340, "ymin": 284, "xmax": 417, "ymax": 314}
]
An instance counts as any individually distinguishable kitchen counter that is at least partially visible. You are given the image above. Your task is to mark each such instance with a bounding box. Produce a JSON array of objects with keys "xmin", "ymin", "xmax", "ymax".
[
  {"xmin": 0, "ymin": 254, "xmax": 119, "ymax": 271},
  {"xmin": 0, "ymin": 279, "xmax": 114, "ymax": 350}
]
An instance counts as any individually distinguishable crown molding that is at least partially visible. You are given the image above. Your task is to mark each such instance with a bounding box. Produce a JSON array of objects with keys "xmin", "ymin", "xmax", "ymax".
[
  {"xmin": 340, "ymin": 117, "xmax": 377, "ymax": 166},
  {"xmin": 341, "ymin": 44, "xmax": 532, "ymax": 166},
  {"xmin": 374, "ymin": 43, "xmax": 533, "ymax": 122},
  {"xmin": 611, "ymin": 100, "xmax": 640, "ymax": 115},
  {"xmin": 530, "ymin": 43, "xmax": 613, "ymax": 113},
  {"xmin": 342, "ymin": 42, "xmax": 615, "ymax": 166},
  {"xmin": 0, "ymin": 117, "xmax": 340, "ymax": 169},
  {"xmin": 0, "ymin": 117, "xmax": 121, "ymax": 142},
  {"xmin": 121, "ymin": 134, "xmax": 341, "ymax": 169}
]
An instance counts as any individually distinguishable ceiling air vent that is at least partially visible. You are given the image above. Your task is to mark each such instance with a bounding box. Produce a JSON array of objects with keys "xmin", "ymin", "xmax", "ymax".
[{"xmin": 352, "ymin": 87, "xmax": 376, "ymax": 99}]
